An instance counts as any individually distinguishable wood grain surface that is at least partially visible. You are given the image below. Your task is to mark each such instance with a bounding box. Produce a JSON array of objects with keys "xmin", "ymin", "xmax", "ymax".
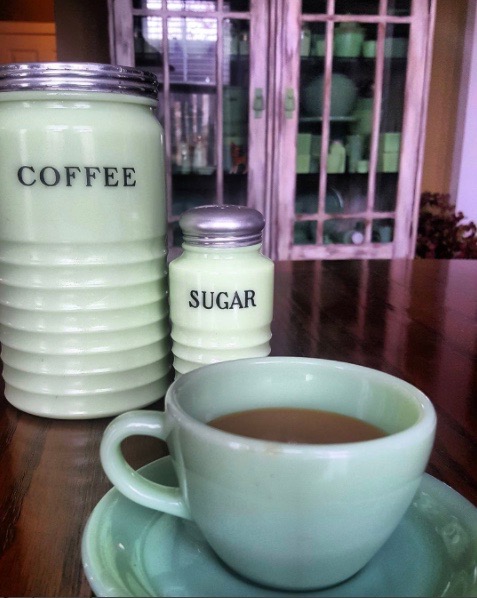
[{"xmin": 0, "ymin": 259, "xmax": 476, "ymax": 596}]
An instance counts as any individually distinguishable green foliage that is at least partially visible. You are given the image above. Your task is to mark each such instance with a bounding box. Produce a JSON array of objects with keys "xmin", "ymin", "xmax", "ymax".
[{"xmin": 416, "ymin": 192, "xmax": 477, "ymax": 259}]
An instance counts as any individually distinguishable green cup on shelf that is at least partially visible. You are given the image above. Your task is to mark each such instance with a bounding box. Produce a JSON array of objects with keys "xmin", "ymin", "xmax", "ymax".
[
  {"xmin": 362, "ymin": 40, "xmax": 376, "ymax": 58},
  {"xmin": 333, "ymin": 22, "xmax": 365, "ymax": 58}
]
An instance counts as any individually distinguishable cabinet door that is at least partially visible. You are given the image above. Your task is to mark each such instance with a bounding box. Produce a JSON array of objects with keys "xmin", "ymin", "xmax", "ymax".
[
  {"xmin": 0, "ymin": 22, "xmax": 57, "ymax": 63},
  {"xmin": 109, "ymin": 0, "xmax": 270, "ymax": 257},
  {"xmin": 272, "ymin": 0, "xmax": 434, "ymax": 260}
]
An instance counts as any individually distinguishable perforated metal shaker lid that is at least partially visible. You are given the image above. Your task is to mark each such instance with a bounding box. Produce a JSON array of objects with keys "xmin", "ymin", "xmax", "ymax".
[
  {"xmin": 0, "ymin": 62, "xmax": 159, "ymax": 99},
  {"xmin": 179, "ymin": 205, "xmax": 265, "ymax": 247}
]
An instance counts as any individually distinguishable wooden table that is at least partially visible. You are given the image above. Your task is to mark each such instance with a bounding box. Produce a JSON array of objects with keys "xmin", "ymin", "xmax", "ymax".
[{"xmin": 0, "ymin": 259, "xmax": 476, "ymax": 596}]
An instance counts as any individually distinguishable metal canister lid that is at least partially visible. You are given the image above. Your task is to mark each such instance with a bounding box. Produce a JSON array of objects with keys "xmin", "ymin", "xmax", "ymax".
[
  {"xmin": 0, "ymin": 62, "xmax": 159, "ymax": 99},
  {"xmin": 179, "ymin": 205, "xmax": 265, "ymax": 247}
]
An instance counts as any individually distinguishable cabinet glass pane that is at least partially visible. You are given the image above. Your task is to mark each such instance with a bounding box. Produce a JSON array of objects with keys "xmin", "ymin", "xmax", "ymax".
[
  {"xmin": 223, "ymin": 18, "xmax": 249, "ymax": 207},
  {"xmin": 323, "ymin": 218, "xmax": 365, "ymax": 245},
  {"xmin": 132, "ymin": 7, "xmax": 254, "ymax": 252},
  {"xmin": 301, "ymin": 0, "xmax": 327, "ymax": 14},
  {"xmin": 168, "ymin": 16, "xmax": 218, "ymax": 227},
  {"xmin": 167, "ymin": 1, "xmax": 218, "ymax": 11},
  {"xmin": 295, "ymin": 21, "xmax": 326, "ymax": 243},
  {"xmin": 294, "ymin": 221, "xmax": 317, "ymax": 245},
  {"xmin": 297, "ymin": 24, "xmax": 326, "ymax": 156},
  {"xmin": 388, "ymin": 1, "xmax": 411, "ymax": 16},
  {"xmin": 133, "ymin": 0, "xmax": 162, "ymax": 8},
  {"xmin": 296, "ymin": 21, "xmax": 380, "ymax": 216},
  {"xmin": 134, "ymin": 16, "xmax": 164, "ymax": 69},
  {"xmin": 167, "ymin": 16, "xmax": 217, "ymax": 84},
  {"xmin": 133, "ymin": 17, "xmax": 167, "ymax": 127},
  {"xmin": 372, "ymin": 218, "xmax": 395, "ymax": 243},
  {"xmin": 334, "ymin": 1, "xmax": 379, "ymax": 15},
  {"xmin": 170, "ymin": 92, "xmax": 216, "ymax": 176},
  {"xmin": 293, "ymin": 15, "xmax": 412, "ymax": 250},
  {"xmin": 375, "ymin": 23, "xmax": 409, "ymax": 212},
  {"xmin": 326, "ymin": 22, "xmax": 377, "ymax": 218},
  {"xmin": 224, "ymin": 0, "xmax": 250, "ymax": 11}
]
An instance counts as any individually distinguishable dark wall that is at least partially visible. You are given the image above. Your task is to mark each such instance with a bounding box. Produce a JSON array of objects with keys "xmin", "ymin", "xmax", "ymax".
[
  {"xmin": 54, "ymin": 0, "xmax": 110, "ymax": 63},
  {"xmin": 0, "ymin": 0, "xmax": 54, "ymax": 21},
  {"xmin": 0, "ymin": 0, "xmax": 110, "ymax": 64}
]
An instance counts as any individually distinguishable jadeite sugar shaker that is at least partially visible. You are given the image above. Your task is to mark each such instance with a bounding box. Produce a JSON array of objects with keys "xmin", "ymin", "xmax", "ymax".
[{"xmin": 168, "ymin": 205, "xmax": 274, "ymax": 376}]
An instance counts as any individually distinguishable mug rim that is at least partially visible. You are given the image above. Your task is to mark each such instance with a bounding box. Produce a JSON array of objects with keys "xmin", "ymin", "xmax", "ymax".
[{"xmin": 166, "ymin": 357, "xmax": 437, "ymax": 455}]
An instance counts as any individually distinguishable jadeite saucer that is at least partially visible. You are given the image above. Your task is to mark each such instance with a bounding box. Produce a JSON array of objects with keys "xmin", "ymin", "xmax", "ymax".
[{"xmin": 82, "ymin": 457, "xmax": 477, "ymax": 597}]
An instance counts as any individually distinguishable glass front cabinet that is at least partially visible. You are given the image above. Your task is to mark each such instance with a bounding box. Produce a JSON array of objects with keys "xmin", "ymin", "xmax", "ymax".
[{"xmin": 108, "ymin": 0, "xmax": 436, "ymax": 259}]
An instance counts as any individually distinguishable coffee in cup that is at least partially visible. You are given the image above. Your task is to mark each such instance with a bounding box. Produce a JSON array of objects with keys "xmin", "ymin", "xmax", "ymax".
[
  {"xmin": 208, "ymin": 406, "xmax": 387, "ymax": 443},
  {"xmin": 100, "ymin": 357, "xmax": 436, "ymax": 590}
]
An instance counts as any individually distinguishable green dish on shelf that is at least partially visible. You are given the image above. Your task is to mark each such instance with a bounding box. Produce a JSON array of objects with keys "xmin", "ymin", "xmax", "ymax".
[{"xmin": 302, "ymin": 74, "xmax": 358, "ymax": 118}]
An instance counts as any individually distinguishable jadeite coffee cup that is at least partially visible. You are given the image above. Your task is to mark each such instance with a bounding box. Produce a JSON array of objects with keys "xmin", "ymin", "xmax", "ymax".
[{"xmin": 100, "ymin": 357, "xmax": 436, "ymax": 590}]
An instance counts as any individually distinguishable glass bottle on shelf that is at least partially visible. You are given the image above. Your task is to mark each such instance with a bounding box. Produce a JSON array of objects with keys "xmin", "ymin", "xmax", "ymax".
[
  {"xmin": 327, "ymin": 140, "xmax": 346, "ymax": 174},
  {"xmin": 179, "ymin": 140, "xmax": 191, "ymax": 175},
  {"xmin": 192, "ymin": 135, "xmax": 208, "ymax": 171}
]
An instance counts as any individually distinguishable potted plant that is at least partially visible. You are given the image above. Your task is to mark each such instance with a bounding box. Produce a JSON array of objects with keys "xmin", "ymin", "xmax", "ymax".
[{"xmin": 416, "ymin": 192, "xmax": 477, "ymax": 259}]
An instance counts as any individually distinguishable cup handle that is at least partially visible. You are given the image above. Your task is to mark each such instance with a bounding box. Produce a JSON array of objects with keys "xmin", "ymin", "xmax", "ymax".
[{"xmin": 100, "ymin": 410, "xmax": 192, "ymax": 520}]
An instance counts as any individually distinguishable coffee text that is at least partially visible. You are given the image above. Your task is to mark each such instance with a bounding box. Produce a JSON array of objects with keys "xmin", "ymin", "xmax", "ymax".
[{"xmin": 17, "ymin": 165, "xmax": 137, "ymax": 188}]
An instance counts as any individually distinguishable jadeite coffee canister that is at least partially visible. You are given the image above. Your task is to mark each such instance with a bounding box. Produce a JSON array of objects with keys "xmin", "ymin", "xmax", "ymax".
[{"xmin": 0, "ymin": 63, "xmax": 172, "ymax": 418}]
